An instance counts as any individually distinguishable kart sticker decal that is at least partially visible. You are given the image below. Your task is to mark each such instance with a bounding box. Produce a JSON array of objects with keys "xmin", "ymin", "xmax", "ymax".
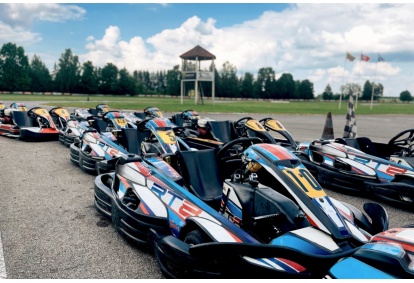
[
  {"xmin": 114, "ymin": 118, "xmax": 127, "ymax": 127},
  {"xmin": 344, "ymin": 219, "xmax": 369, "ymax": 242},
  {"xmin": 157, "ymin": 130, "xmax": 177, "ymax": 145},
  {"xmin": 54, "ymin": 108, "xmax": 70, "ymax": 119},
  {"xmin": 258, "ymin": 143, "xmax": 297, "ymax": 160},
  {"xmin": 265, "ymin": 119, "xmax": 286, "ymax": 131},
  {"xmin": 192, "ymin": 217, "xmax": 242, "ymax": 243},
  {"xmin": 150, "ymin": 183, "xmax": 219, "ymax": 224},
  {"xmin": 290, "ymin": 227, "xmax": 341, "ymax": 252},
  {"xmin": 282, "ymin": 167, "xmax": 326, "ymax": 198},
  {"xmin": 245, "ymin": 119, "xmax": 266, "ymax": 132},
  {"xmin": 133, "ymin": 183, "xmax": 168, "ymax": 217},
  {"xmin": 277, "ymin": 258, "xmax": 306, "ymax": 273}
]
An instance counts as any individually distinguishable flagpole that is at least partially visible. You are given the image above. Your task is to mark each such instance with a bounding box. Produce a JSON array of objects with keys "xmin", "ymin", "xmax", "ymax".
[{"xmin": 370, "ymin": 60, "xmax": 378, "ymax": 110}]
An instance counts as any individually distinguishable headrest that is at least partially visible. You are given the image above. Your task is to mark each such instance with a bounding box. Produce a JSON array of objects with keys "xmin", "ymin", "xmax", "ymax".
[
  {"xmin": 197, "ymin": 117, "xmax": 214, "ymax": 128},
  {"xmin": 4, "ymin": 108, "xmax": 18, "ymax": 116}
]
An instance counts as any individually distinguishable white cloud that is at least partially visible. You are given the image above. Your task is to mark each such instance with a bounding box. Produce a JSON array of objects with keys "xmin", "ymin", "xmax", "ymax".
[
  {"xmin": 77, "ymin": 4, "xmax": 414, "ymax": 96},
  {"xmin": 0, "ymin": 3, "xmax": 85, "ymax": 28}
]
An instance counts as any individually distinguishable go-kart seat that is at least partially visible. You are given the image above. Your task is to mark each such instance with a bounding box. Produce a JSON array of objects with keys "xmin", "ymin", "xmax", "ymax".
[
  {"xmin": 176, "ymin": 149, "xmax": 223, "ymax": 209},
  {"xmin": 11, "ymin": 111, "xmax": 34, "ymax": 127},
  {"xmin": 207, "ymin": 120, "xmax": 237, "ymax": 143},
  {"xmin": 133, "ymin": 112, "xmax": 147, "ymax": 120},
  {"xmin": 90, "ymin": 119, "xmax": 109, "ymax": 133},
  {"xmin": 338, "ymin": 137, "xmax": 387, "ymax": 160},
  {"xmin": 172, "ymin": 114, "xmax": 186, "ymax": 127},
  {"xmin": 356, "ymin": 137, "xmax": 387, "ymax": 159},
  {"xmin": 120, "ymin": 128, "xmax": 140, "ymax": 154}
]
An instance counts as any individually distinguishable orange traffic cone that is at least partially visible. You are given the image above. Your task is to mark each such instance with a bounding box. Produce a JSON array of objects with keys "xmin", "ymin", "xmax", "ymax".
[{"xmin": 322, "ymin": 111, "xmax": 334, "ymax": 140}]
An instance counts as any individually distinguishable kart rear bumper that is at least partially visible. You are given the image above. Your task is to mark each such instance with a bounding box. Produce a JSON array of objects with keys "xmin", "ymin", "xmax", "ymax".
[{"xmin": 19, "ymin": 127, "xmax": 59, "ymax": 141}]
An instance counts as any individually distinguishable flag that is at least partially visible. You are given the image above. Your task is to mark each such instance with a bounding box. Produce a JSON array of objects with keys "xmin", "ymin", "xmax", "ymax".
[
  {"xmin": 361, "ymin": 54, "xmax": 370, "ymax": 62},
  {"xmin": 346, "ymin": 52, "xmax": 356, "ymax": 62},
  {"xmin": 343, "ymin": 95, "xmax": 357, "ymax": 138},
  {"xmin": 378, "ymin": 54, "xmax": 385, "ymax": 62}
]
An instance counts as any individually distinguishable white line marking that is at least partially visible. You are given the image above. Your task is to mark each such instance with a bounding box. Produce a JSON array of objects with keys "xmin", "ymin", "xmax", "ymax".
[{"xmin": 0, "ymin": 232, "xmax": 7, "ymax": 279}]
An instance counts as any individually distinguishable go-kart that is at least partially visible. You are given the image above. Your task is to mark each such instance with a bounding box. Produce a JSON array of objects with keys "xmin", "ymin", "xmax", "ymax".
[
  {"xmin": 69, "ymin": 128, "xmax": 128, "ymax": 174},
  {"xmin": 297, "ymin": 138, "xmax": 414, "ymax": 207},
  {"xmin": 49, "ymin": 106, "xmax": 70, "ymax": 131},
  {"xmin": 93, "ymin": 135, "xmax": 399, "ymax": 278},
  {"xmin": 60, "ymin": 118, "xmax": 92, "ymax": 147},
  {"xmin": 170, "ymin": 109, "xmax": 201, "ymax": 128},
  {"xmin": 231, "ymin": 117, "xmax": 414, "ymax": 208},
  {"xmin": 71, "ymin": 104, "xmax": 111, "ymax": 120},
  {"xmin": 0, "ymin": 104, "xmax": 59, "ymax": 141}
]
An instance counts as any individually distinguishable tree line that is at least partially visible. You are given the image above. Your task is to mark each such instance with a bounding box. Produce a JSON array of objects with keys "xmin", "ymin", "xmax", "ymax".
[{"xmin": 0, "ymin": 42, "xmax": 412, "ymax": 101}]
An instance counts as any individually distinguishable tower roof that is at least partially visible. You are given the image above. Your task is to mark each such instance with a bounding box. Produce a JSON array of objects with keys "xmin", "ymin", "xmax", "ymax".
[{"xmin": 180, "ymin": 45, "xmax": 216, "ymax": 61}]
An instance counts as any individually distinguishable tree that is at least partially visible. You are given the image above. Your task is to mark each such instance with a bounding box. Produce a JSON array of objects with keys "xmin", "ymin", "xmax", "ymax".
[
  {"xmin": 361, "ymin": 80, "xmax": 373, "ymax": 100},
  {"xmin": 240, "ymin": 72, "xmax": 254, "ymax": 98},
  {"xmin": 54, "ymin": 48, "xmax": 80, "ymax": 93},
  {"xmin": 0, "ymin": 42, "xmax": 31, "ymax": 91},
  {"xmin": 166, "ymin": 65, "xmax": 181, "ymax": 95},
  {"xmin": 99, "ymin": 63, "xmax": 118, "ymax": 94},
  {"xmin": 400, "ymin": 90, "xmax": 413, "ymax": 102},
  {"xmin": 217, "ymin": 61, "xmax": 239, "ymax": 98},
  {"xmin": 79, "ymin": 61, "xmax": 98, "ymax": 94},
  {"xmin": 254, "ymin": 67, "xmax": 275, "ymax": 99},
  {"xmin": 118, "ymin": 68, "xmax": 136, "ymax": 95},
  {"xmin": 298, "ymin": 79, "xmax": 314, "ymax": 99},
  {"xmin": 322, "ymin": 84, "xmax": 334, "ymax": 100},
  {"xmin": 276, "ymin": 73, "xmax": 295, "ymax": 99},
  {"xmin": 29, "ymin": 55, "xmax": 52, "ymax": 92}
]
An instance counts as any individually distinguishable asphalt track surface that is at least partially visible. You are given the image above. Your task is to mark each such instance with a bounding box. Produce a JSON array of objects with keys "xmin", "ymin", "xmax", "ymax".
[{"xmin": 0, "ymin": 101, "xmax": 413, "ymax": 279}]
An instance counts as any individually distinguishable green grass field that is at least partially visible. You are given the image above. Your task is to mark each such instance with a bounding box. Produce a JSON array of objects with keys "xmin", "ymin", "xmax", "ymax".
[{"xmin": 1, "ymin": 94, "xmax": 412, "ymax": 115}]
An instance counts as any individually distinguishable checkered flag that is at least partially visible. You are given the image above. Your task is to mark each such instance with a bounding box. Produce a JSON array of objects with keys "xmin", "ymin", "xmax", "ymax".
[{"xmin": 343, "ymin": 94, "xmax": 357, "ymax": 138}]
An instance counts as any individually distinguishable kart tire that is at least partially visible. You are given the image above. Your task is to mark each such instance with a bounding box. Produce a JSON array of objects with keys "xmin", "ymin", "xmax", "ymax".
[
  {"xmin": 184, "ymin": 229, "xmax": 212, "ymax": 246},
  {"xmin": 79, "ymin": 153, "xmax": 97, "ymax": 174},
  {"xmin": 69, "ymin": 143, "xmax": 80, "ymax": 166}
]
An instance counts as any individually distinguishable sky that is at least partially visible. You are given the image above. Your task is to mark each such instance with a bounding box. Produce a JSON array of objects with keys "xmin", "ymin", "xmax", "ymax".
[{"xmin": 0, "ymin": 2, "xmax": 413, "ymax": 97}]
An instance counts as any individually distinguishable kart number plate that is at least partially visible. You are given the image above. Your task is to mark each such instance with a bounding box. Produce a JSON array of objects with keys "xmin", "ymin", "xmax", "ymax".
[
  {"xmin": 282, "ymin": 167, "xmax": 326, "ymax": 198},
  {"xmin": 157, "ymin": 130, "xmax": 177, "ymax": 144},
  {"xmin": 115, "ymin": 118, "xmax": 127, "ymax": 127}
]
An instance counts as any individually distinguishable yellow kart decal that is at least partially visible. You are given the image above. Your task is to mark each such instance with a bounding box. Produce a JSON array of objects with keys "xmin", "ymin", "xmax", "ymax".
[
  {"xmin": 114, "ymin": 118, "xmax": 127, "ymax": 127},
  {"xmin": 282, "ymin": 167, "xmax": 326, "ymax": 198},
  {"xmin": 265, "ymin": 119, "xmax": 286, "ymax": 131},
  {"xmin": 55, "ymin": 108, "xmax": 69, "ymax": 117},
  {"xmin": 34, "ymin": 108, "xmax": 51, "ymax": 117},
  {"xmin": 19, "ymin": 107, "xmax": 27, "ymax": 111},
  {"xmin": 157, "ymin": 130, "xmax": 177, "ymax": 144},
  {"xmin": 0, "ymin": 104, "xmax": 4, "ymax": 109},
  {"xmin": 245, "ymin": 120, "xmax": 266, "ymax": 132}
]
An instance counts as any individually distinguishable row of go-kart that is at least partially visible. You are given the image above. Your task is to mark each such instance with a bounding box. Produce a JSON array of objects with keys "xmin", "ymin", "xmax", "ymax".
[{"xmin": 54, "ymin": 104, "xmax": 414, "ymax": 279}]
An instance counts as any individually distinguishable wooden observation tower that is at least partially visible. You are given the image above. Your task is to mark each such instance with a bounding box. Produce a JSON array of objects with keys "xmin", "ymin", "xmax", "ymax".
[{"xmin": 179, "ymin": 45, "xmax": 216, "ymax": 105}]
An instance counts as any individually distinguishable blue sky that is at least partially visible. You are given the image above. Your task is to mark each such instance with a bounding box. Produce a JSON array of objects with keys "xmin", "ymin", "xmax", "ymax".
[{"xmin": 1, "ymin": 3, "xmax": 413, "ymax": 97}]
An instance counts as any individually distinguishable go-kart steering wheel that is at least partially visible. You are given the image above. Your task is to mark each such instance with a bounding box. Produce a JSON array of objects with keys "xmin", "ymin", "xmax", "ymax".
[
  {"xmin": 102, "ymin": 110, "xmax": 120, "ymax": 122},
  {"xmin": 216, "ymin": 137, "xmax": 263, "ymax": 163},
  {"xmin": 388, "ymin": 129, "xmax": 414, "ymax": 147},
  {"xmin": 144, "ymin": 106, "xmax": 157, "ymax": 117},
  {"xmin": 259, "ymin": 117, "xmax": 273, "ymax": 125},
  {"xmin": 27, "ymin": 107, "xmax": 44, "ymax": 118},
  {"xmin": 181, "ymin": 109, "xmax": 194, "ymax": 119},
  {"xmin": 234, "ymin": 117, "xmax": 254, "ymax": 137}
]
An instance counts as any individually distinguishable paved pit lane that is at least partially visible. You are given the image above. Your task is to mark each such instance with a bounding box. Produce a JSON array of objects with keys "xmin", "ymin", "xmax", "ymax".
[{"xmin": 0, "ymin": 102, "xmax": 413, "ymax": 278}]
